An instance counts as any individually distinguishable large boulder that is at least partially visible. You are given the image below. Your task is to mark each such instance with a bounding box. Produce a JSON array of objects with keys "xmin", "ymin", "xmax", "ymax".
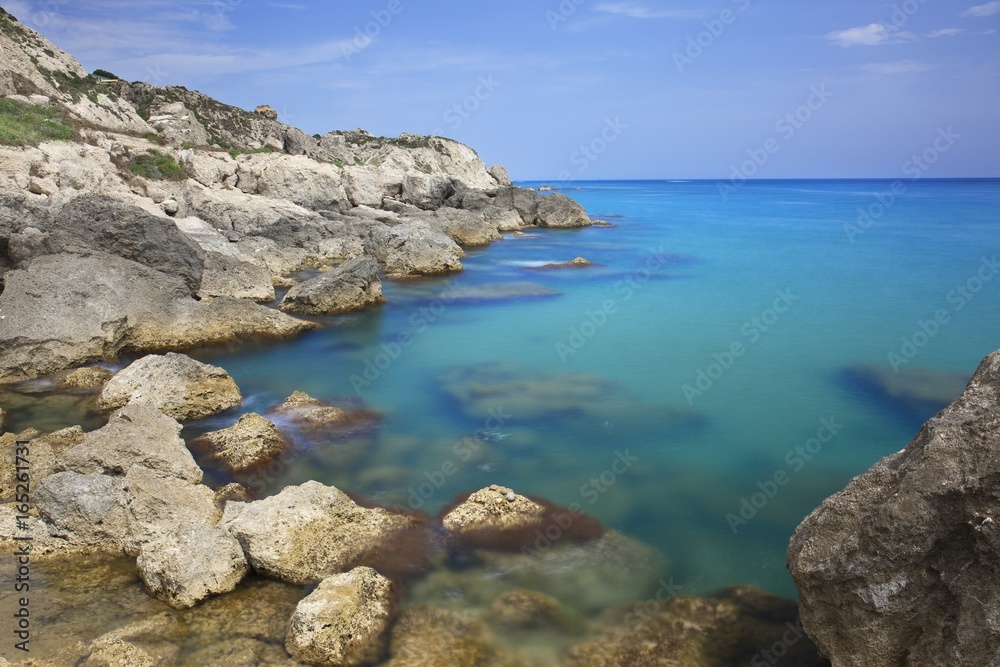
[
  {"xmin": 401, "ymin": 173, "xmax": 455, "ymax": 210},
  {"xmin": 99, "ymin": 353, "xmax": 242, "ymax": 421},
  {"xmin": 34, "ymin": 471, "xmax": 128, "ymax": 553},
  {"xmin": 421, "ymin": 208, "xmax": 501, "ymax": 247},
  {"xmin": 788, "ymin": 350, "xmax": 1000, "ymax": 665},
  {"xmin": 0, "ymin": 253, "xmax": 315, "ymax": 383},
  {"xmin": 188, "ymin": 412, "xmax": 287, "ymax": 474},
  {"xmin": 122, "ymin": 465, "xmax": 220, "ymax": 556},
  {"xmin": 536, "ymin": 192, "xmax": 591, "ymax": 228},
  {"xmin": 364, "ymin": 222, "xmax": 463, "ymax": 278},
  {"xmin": 56, "ymin": 401, "xmax": 202, "ymax": 483},
  {"xmin": 285, "ymin": 567, "xmax": 396, "ymax": 666},
  {"xmin": 136, "ymin": 522, "xmax": 249, "ymax": 609},
  {"xmin": 221, "ymin": 481, "xmax": 427, "ymax": 585},
  {"xmin": 279, "ymin": 256, "xmax": 385, "ymax": 315},
  {"xmin": 9, "ymin": 194, "xmax": 206, "ymax": 295}
]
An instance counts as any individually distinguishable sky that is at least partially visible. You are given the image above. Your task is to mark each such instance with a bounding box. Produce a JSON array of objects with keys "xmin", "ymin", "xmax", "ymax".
[{"xmin": 3, "ymin": 0, "xmax": 999, "ymax": 179}]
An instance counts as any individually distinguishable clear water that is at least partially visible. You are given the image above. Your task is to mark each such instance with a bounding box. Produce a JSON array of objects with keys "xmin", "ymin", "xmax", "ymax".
[{"xmin": 147, "ymin": 179, "xmax": 1000, "ymax": 599}]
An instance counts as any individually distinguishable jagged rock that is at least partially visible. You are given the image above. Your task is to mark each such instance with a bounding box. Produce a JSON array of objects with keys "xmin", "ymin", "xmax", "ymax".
[
  {"xmin": 254, "ymin": 104, "xmax": 278, "ymax": 120},
  {"xmin": 84, "ymin": 637, "xmax": 156, "ymax": 667},
  {"xmin": 564, "ymin": 586, "xmax": 822, "ymax": 667},
  {"xmin": 147, "ymin": 100, "xmax": 211, "ymax": 147},
  {"xmin": 364, "ymin": 222, "xmax": 463, "ymax": 278},
  {"xmin": 279, "ymin": 256, "xmax": 385, "ymax": 315},
  {"xmin": 285, "ymin": 567, "xmax": 395, "ymax": 666},
  {"xmin": 536, "ymin": 192, "xmax": 591, "ymax": 228},
  {"xmin": 483, "ymin": 206, "xmax": 524, "ymax": 232},
  {"xmin": 198, "ymin": 252, "xmax": 276, "ymax": 303},
  {"xmin": 34, "ymin": 471, "xmax": 128, "ymax": 553},
  {"xmin": 136, "ymin": 522, "xmax": 249, "ymax": 609},
  {"xmin": 384, "ymin": 606, "xmax": 514, "ymax": 667},
  {"xmin": 488, "ymin": 164, "xmax": 512, "ymax": 187},
  {"xmin": 221, "ymin": 481, "xmax": 427, "ymax": 585},
  {"xmin": 235, "ymin": 153, "xmax": 349, "ymax": 211},
  {"xmin": 422, "ymin": 208, "xmax": 501, "ymax": 247},
  {"xmin": 441, "ymin": 485, "xmax": 602, "ymax": 551},
  {"xmin": 788, "ymin": 351, "xmax": 1000, "ymax": 666},
  {"xmin": 99, "ymin": 353, "xmax": 242, "ymax": 421},
  {"xmin": 57, "ymin": 401, "xmax": 202, "ymax": 483},
  {"xmin": 9, "ymin": 194, "xmax": 206, "ymax": 295},
  {"xmin": 493, "ymin": 186, "xmax": 543, "ymax": 225},
  {"xmin": 62, "ymin": 366, "xmax": 115, "ymax": 389},
  {"xmin": 344, "ymin": 167, "xmax": 387, "ymax": 208},
  {"xmin": 214, "ymin": 482, "xmax": 255, "ymax": 508},
  {"xmin": 490, "ymin": 589, "xmax": 565, "ymax": 629},
  {"xmin": 122, "ymin": 466, "xmax": 220, "ymax": 556},
  {"xmin": 189, "ymin": 412, "xmax": 287, "ymax": 474},
  {"xmin": 0, "ymin": 503, "xmax": 76, "ymax": 556},
  {"xmin": 401, "ymin": 173, "xmax": 455, "ymax": 210}
]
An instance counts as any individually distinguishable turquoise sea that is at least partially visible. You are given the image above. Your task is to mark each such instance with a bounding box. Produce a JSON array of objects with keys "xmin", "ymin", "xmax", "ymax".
[{"xmin": 177, "ymin": 178, "xmax": 1000, "ymax": 600}]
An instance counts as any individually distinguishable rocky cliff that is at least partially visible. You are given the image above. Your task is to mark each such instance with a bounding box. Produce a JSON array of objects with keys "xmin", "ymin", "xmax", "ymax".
[
  {"xmin": 788, "ymin": 348, "xmax": 1000, "ymax": 665},
  {"xmin": 0, "ymin": 7, "xmax": 590, "ymax": 383}
]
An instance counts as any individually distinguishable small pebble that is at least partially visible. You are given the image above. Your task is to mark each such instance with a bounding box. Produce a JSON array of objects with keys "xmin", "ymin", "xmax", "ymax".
[
  {"xmin": 506, "ymin": 491, "xmax": 516, "ymax": 502},
  {"xmin": 490, "ymin": 484, "xmax": 499, "ymax": 491}
]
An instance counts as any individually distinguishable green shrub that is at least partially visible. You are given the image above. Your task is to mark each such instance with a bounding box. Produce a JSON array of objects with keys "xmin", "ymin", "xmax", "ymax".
[
  {"xmin": 0, "ymin": 98, "xmax": 76, "ymax": 146},
  {"xmin": 127, "ymin": 149, "xmax": 186, "ymax": 181},
  {"xmin": 92, "ymin": 69, "xmax": 119, "ymax": 80}
]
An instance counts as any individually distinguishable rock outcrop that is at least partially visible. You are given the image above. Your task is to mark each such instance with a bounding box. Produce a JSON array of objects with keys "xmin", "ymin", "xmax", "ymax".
[
  {"xmin": 98, "ymin": 353, "xmax": 242, "ymax": 421},
  {"xmin": 279, "ymin": 256, "xmax": 385, "ymax": 315},
  {"xmin": 285, "ymin": 567, "xmax": 395, "ymax": 666},
  {"xmin": 788, "ymin": 350, "xmax": 1000, "ymax": 665},
  {"xmin": 364, "ymin": 222, "xmax": 464, "ymax": 278},
  {"xmin": 221, "ymin": 481, "xmax": 427, "ymax": 585}
]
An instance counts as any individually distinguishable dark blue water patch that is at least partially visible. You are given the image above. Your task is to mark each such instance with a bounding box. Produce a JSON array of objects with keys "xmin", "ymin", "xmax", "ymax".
[{"xmin": 835, "ymin": 365, "xmax": 966, "ymax": 430}]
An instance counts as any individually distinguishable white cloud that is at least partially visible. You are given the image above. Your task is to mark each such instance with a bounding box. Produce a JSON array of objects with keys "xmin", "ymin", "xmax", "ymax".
[
  {"xmin": 593, "ymin": 3, "xmax": 705, "ymax": 20},
  {"xmin": 928, "ymin": 28, "xmax": 965, "ymax": 38},
  {"xmin": 859, "ymin": 60, "xmax": 935, "ymax": 75},
  {"xmin": 826, "ymin": 23, "xmax": 916, "ymax": 47},
  {"xmin": 961, "ymin": 1, "xmax": 1000, "ymax": 17}
]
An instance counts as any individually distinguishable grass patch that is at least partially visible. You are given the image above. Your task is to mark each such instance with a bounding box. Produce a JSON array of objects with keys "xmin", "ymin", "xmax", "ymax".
[
  {"xmin": 227, "ymin": 146, "xmax": 274, "ymax": 159},
  {"xmin": 127, "ymin": 149, "xmax": 186, "ymax": 181},
  {"xmin": 0, "ymin": 98, "xmax": 76, "ymax": 146},
  {"xmin": 332, "ymin": 158, "xmax": 345, "ymax": 168},
  {"xmin": 354, "ymin": 156, "xmax": 364, "ymax": 165}
]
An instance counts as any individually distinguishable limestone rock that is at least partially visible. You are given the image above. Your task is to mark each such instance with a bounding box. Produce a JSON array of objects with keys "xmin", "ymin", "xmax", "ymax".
[
  {"xmin": 422, "ymin": 208, "xmax": 501, "ymax": 247},
  {"xmin": 401, "ymin": 173, "xmax": 455, "ymax": 210},
  {"xmin": 564, "ymin": 586, "xmax": 822, "ymax": 667},
  {"xmin": 57, "ymin": 401, "xmax": 202, "ymax": 483},
  {"xmin": 279, "ymin": 256, "xmax": 385, "ymax": 315},
  {"xmin": 189, "ymin": 412, "xmax": 287, "ymax": 474},
  {"xmin": 122, "ymin": 466, "xmax": 220, "ymax": 556},
  {"xmin": 254, "ymin": 104, "xmax": 278, "ymax": 120},
  {"xmin": 0, "ymin": 426, "xmax": 83, "ymax": 497},
  {"xmin": 489, "ymin": 589, "xmax": 565, "ymax": 629},
  {"xmin": 536, "ymin": 192, "xmax": 592, "ymax": 228},
  {"xmin": 272, "ymin": 391, "xmax": 380, "ymax": 437},
  {"xmin": 788, "ymin": 351, "xmax": 1000, "ymax": 666},
  {"xmin": 285, "ymin": 567, "xmax": 395, "ymax": 666},
  {"xmin": 198, "ymin": 252, "xmax": 276, "ymax": 303},
  {"xmin": 221, "ymin": 481, "xmax": 426, "ymax": 585},
  {"xmin": 488, "ymin": 164, "xmax": 512, "ymax": 187},
  {"xmin": 384, "ymin": 606, "xmax": 514, "ymax": 667},
  {"xmin": 62, "ymin": 366, "xmax": 115, "ymax": 389},
  {"xmin": 136, "ymin": 522, "xmax": 249, "ymax": 609},
  {"xmin": 441, "ymin": 485, "xmax": 602, "ymax": 551},
  {"xmin": 364, "ymin": 222, "xmax": 463, "ymax": 278},
  {"xmin": 34, "ymin": 471, "xmax": 128, "ymax": 553},
  {"xmin": 99, "ymin": 353, "xmax": 242, "ymax": 421}
]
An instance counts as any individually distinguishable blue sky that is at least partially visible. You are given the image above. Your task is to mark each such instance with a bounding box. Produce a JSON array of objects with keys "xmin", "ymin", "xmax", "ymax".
[{"xmin": 4, "ymin": 0, "xmax": 998, "ymax": 179}]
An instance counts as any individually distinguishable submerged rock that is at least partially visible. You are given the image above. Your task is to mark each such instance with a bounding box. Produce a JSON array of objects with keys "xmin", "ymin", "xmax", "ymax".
[
  {"xmin": 789, "ymin": 350, "xmax": 1000, "ymax": 665},
  {"xmin": 189, "ymin": 412, "xmax": 287, "ymax": 474},
  {"xmin": 489, "ymin": 589, "xmax": 566, "ymax": 629},
  {"xmin": 279, "ymin": 255, "xmax": 385, "ymax": 315},
  {"xmin": 272, "ymin": 390, "xmax": 380, "ymax": 437},
  {"xmin": 285, "ymin": 566, "xmax": 395, "ymax": 666},
  {"xmin": 136, "ymin": 522, "xmax": 249, "ymax": 609},
  {"xmin": 62, "ymin": 366, "xmax": 115, "ymax": 389},
  {"xmin": 221, "ymin": 481, "xmax": 428, "ymax": 585},
  {"xmin": 564, "ymin": 586, "xmax": 822, "ymax": 667},
  {"xmin": 843, "ymin": 362, "xmax": 970, "ymax": 420},
  {"xmin": 99, "ymin": 353, "xmax": 242, "ymax": 421},
  {"xmin": 384, "ymin": 606, "xmax": 515, "ymax": 667},
  {"xmin": 441, "ymin": 485, "xmax": 602, "ymax": 552},
  {"xmin": 524, "ymin": 257, "xmax": 593, "ymax": 270}
]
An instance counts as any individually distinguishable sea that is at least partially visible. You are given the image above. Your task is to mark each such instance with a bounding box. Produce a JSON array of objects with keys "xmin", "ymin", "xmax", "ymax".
[
  {"xmin": 3, "ymin": 178, "xmax": 999, "ymax": 661},
  {"xmin": 187, "ymin": 178, "xmax": 1000, "ymax": 598}
]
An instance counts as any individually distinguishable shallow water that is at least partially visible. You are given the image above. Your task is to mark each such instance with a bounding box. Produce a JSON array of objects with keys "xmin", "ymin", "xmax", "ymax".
[{"xmin": 6, "ymin": 179, "xmax": 1000, "ymax": 610}]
